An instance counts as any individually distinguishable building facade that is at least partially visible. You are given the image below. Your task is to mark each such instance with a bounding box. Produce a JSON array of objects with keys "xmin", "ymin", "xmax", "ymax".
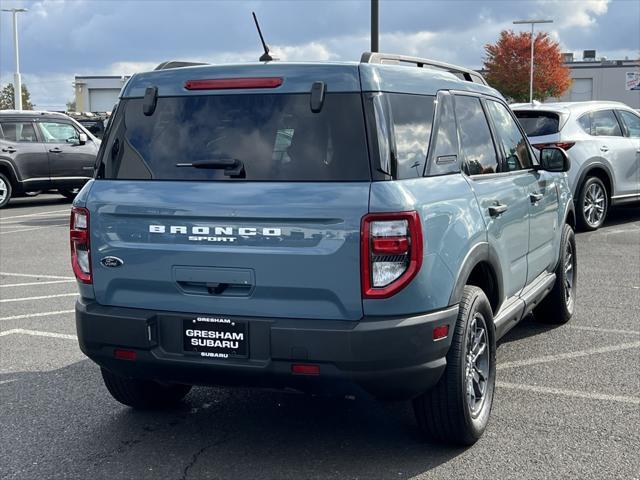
[
  {"xmin": 74, "ymin": 76, "xmax": 129, "ymax": 113},
  {"xmin": 552, "ymin": 52, "xmax": 639, "ymax": 108}
]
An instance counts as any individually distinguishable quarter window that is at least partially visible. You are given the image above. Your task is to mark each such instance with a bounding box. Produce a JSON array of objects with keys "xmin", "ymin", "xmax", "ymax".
[
  {"xmin": 0, "ymin": 121, "xmax": 37, "ymax": 142},
  {"xmin": 618, "ymin": 110, "xmax": 640, "ymax": 138},
  {"xmin": 486, "ymin": 100, "xmax": 532, "ymax": 171},
  {"xmin": 39, "ymin": 122, "xmax": 80, "ymax": 143},
  {"xmin": 590, "ymin": 110, "xmax": 623, "ymax": 137},
  {"xmin": 387, "ymin": 94, "xmax": 435, "ymax": 179},
  {"xmin": 454, "ymin": 95, "xmax": 499, "ymax": 175}
]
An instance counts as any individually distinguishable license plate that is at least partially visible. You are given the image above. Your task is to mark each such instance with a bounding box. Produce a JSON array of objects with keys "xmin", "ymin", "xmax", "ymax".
[{"xmin": 183, "ymin": 316, "xmax": 248, "ymax": 359}]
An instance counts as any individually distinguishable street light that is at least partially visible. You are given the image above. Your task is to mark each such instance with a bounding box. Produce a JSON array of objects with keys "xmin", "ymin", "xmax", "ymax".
[
  {"xmin": 1, "ymin": 7, "xmax": 28, "ymax": 110},
  {"xmin": 513, "ymin": 18, "xmax": 553, "ymax": 104}
]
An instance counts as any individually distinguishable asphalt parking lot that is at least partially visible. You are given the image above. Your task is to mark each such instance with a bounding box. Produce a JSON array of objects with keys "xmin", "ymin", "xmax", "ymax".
[{"xmin": 1, "ymin": 193, "xmax": 638, "ymax": 480}]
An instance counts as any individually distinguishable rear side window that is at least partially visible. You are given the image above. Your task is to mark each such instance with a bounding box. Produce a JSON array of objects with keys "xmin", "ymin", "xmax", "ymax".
[
  {"xmin": 618, "ymin": 110, "xmax": 640, "ymax": 138},
  {"xmin": 454, "ymin": 95, "xmax": 499, "ymax": 175},
  {"xmin": 98, "ymin": 93, "xmax": 370, "ymax": 182},
  {"xmin": 0, "ymin": 121, "xmax": 37, "ymax": 142},
  {"xmin": 513, "ymin": 111, "xmax": 560, "ymax": 136},
  {"xmin": 486, "ymin": 101, "xmax": 532, "ymax": 172},
  {"xmin": 590, "ymin": 110, "xmax": 623, "ymax": 137},
  {"xmin": 387, "ymin": 94, "xmax": 435, "ymax": 179}
]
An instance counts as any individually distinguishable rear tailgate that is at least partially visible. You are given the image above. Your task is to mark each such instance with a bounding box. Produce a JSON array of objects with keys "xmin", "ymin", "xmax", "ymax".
[{"xmin": 87, "ymin": 181, "xmax": 369, "ymax": 320}]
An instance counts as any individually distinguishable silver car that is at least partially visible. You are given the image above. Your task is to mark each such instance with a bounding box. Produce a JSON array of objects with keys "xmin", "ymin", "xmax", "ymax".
[{"xmin": 512, "ymin": 101, "xmax": 640, "ymax": 230}]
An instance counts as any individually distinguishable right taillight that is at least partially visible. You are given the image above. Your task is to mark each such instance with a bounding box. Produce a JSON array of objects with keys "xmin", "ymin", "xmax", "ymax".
[
  {"xmin": 361, "ymin": 211, "xmax": 423, "ymax": 299},
  {"xmin": 70, "ymin": 206, "xmax": 92, "ymax": 284}
]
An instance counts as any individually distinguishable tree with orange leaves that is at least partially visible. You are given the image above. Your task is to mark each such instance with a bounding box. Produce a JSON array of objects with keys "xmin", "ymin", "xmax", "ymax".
[{"xmin": 484, "ymin": 30, "xmax": 572, "ymax": 102}]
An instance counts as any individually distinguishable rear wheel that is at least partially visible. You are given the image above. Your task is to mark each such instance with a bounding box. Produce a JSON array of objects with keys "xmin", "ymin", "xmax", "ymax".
[
  {"xmin": 0, "ymin": 173, "xmax": 12, "ymax": 208},
  {"xmin": 413, "ymin": 285, "xmax": 496, "ymax": 445},
  {"xmin": 101, "ymin": 368, "xmax": 192, "ymax": 409},
  {"xmin": 534, "ymin": 223, "xmax": 576, "ymax": 324},
  {"xmin": 578, "ymin": 176, "xmax": 608, "ymax": 231},
  {"xmin": 59, "ymin": 188, "xmax": 80, "ymax": 200}
]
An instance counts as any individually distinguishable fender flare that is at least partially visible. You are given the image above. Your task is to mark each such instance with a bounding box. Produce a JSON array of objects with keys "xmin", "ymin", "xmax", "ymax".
[
  {"xmin": 0, "ymin": 158, "xmax": 20, "ymax": 184},
  {"xmin": 448, "ymin": 242, "xmax": 503, "ymax": 308}
]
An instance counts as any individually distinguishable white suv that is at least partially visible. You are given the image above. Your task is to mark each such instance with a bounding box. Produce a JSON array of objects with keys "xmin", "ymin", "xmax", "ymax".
[{"xmin": 512, "ymin": 101, "xmax": 640, "ymax": 230}]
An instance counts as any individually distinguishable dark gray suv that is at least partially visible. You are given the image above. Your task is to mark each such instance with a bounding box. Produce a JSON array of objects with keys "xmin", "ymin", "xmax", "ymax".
[{"xmin": 0, "ymin": 110, "xmax": 99, "ymax": 208}]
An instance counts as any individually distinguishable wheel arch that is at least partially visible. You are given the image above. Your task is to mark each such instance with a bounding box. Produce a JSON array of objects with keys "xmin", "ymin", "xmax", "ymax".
[
  {"xmin": 0, "ymin": 159, "xmax": 19, "ymax": 187},
  {"xmin": 575, "ymin": 163, "xmax": 614, "ymax": 199},
  {"xmin": 449, "ymin": 242, "xmax": 502, "ymax": 315}
]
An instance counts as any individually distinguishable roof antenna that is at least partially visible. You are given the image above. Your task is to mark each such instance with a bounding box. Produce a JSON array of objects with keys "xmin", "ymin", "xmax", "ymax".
[{"xmin": 252, "ymin": 12, "xmax": 276, "ymax": 62}]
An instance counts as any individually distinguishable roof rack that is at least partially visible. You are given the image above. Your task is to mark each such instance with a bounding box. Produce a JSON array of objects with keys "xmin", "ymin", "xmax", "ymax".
[
  {"xmin": 361, "ymin": 52, "xmax": 488, "ymax": 86},
  {"xmin": 154, "ymin": 61, "xmax": 209, "ymax": 71}
]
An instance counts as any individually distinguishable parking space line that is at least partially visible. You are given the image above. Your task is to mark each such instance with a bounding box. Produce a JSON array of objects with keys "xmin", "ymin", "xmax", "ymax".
[
  {"xmin": 0, "ymin": 379, "xmax": 18, "ymax": 385},
  {"xmin": 0, "ymin": 209, "xmax": 70, "ymax": 220},
  {"xmin": 0, "ymin": 293, "xmax": 77, "ymax": 303},
  {"xmin": 0, "ymin": 280, "xmax": 76, "ymax": 288},
  {"xmin": 0, "ymin": 328, "xmax": 77, "ymax": 340},
  {"xmin": 498, "ymin": 341, "xmax": 640, "ymax": 370},
  {"xmin": 497, "ymin": 381, "xmax": 640, "ymax": 405},
  {"xmin": 1, "ymin": 272, "xmax": 75, "ymax": 280},
  {"xmin": 0, "ymin": 225, "xmax": 66, "ymax": 235},
  {"xmin": 0, "ymin": 309, "xmax": 75, "ymax": 322},
  {"xmin": 567, "ymin": 325, "xmax": 640, "ymax": 336}
]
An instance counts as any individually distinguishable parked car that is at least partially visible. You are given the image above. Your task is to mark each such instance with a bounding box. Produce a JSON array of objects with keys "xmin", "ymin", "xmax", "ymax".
[
  {"xmin": 512, "ymin": 101, "xmax": 640, "ymax": 230},
  {"xmin": 0, "ymin": 110, "xmax": 99, "ymax": 208},
  {"xmin": 67, "ymin": 112, "xmax": 110, "ymax": 139},
  {"xmin": 72, "ymin": 53, "xmax": 576, "ymax": 445}
]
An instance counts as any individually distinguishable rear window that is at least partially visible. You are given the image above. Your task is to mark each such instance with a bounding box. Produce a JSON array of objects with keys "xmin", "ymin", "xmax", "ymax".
[
  {"xmin": 513, "ymin": 111, "xmax": 560, "ymax": 137},
  {"xmin": 97, "ymin": 93, "xmax": 370, "ymax": 181}
]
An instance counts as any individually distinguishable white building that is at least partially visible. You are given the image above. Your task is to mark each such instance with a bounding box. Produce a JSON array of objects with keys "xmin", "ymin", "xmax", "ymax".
[
  {"xmin": 554, "ymin": 51, "xmax": 639, "ymax": 108},
  {"xmin": 73, "ymin": 75, "xmax": 129, "ymax": 112}
]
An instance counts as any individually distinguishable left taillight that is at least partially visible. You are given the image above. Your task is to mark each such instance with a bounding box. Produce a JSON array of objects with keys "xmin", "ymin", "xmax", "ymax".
[
  {"xmin": 70, "ymin": 206, "xmax": 91, "ymax": 284},
  {"xmin": 361, "ymin": 211, "xmax": 423, "ymax": 299}
]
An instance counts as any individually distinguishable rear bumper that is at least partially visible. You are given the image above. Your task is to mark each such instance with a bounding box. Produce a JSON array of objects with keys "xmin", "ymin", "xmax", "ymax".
[{"xmin": 76, "ymin": 299, "xmax": 458, "ymax": 400}]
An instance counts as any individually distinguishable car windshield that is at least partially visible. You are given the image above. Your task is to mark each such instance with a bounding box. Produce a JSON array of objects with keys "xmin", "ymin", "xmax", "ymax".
[
  {"xmin": 513, "ymin": 111, "xmax": 560, "ymax": 137},
  {"xmin": 98, "ymin": 93, "xmax": 370, "ymax": 181}
]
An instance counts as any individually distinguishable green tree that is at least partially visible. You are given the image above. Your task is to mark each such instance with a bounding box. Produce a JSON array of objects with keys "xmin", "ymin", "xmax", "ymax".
[
  {"xmin": 0, "ymin": 83, "xmax": 34, "ymax": 110},
  {"xmin": 66, "ymin": 98, "xmax": 76, "ymax": 111}
]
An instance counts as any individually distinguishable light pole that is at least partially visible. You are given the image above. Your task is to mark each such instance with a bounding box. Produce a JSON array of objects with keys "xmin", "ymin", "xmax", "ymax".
[
  {"xmin": 513, "ymin": 18, "xmax": 553, "ymax": 103},
  {"xmin": 1, "ymin": 8, "xmax": 28, "ymax": 110},
  {"xmin": 371, "ymin": 0, "xmax": 379, "ymax": 53}
]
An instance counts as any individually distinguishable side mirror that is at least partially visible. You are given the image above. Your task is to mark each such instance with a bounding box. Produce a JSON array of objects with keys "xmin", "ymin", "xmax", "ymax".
[
  {"xmin": 539, "ymin": 146, "xmax": 570, "ymax": 172},
  {"xmin": 78, "ymin": 133, "xmax": 88, "ymax": 145}
]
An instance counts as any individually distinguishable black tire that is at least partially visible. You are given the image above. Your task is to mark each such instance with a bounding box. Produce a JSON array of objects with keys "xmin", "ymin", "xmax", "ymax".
[
  {"xmin": 0, "ymin": 172, "xmax": 12, "ymax": 208},
  {"xmin": 413, "ymin": 285, "xmax": 496, "ymax": 445},
  {"xmin": 101, "ymin": 368, "xmax": 192, "ymax": 409},
  {"xmin": 534, "ymin": 223, "xmax": 577, "ymax": 325},
  {"xmin": 59, "ymin": 188, "xmax": 80, "ymax": 200},
  {"xmin": 577, "ymin": 176, "xmax": 608, "ymax": 231}
]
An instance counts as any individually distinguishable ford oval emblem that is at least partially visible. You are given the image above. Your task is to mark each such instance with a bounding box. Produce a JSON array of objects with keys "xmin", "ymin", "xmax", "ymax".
[{"xmin": 101, "ymin": 256, "xmax": 124, "ymax": 268}]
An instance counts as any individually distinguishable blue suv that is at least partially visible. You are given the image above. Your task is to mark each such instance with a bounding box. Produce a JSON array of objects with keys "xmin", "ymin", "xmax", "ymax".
[{"xmin": 72, "ymin": 53, "xmax": 577, "ymax": 445}]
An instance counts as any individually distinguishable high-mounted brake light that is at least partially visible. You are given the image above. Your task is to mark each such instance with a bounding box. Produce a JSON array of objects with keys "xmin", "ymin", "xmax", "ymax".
[
  {"xmin": 70, "ymin": 206, "xmax": 91, "ymax": 284},
  {"xmin": 361, "ymin": 211, "xmax": 423, "ymax": 299},
  {"xmin": 532, "ymin": 142, "xmax": 575, "ymax": 151},
  {"xmin": 184, "ymin": 77, "xmax": 283, "ymax": 91}
]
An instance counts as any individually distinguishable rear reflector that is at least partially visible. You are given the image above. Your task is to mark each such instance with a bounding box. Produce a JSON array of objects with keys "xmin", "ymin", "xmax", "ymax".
[
  {"xmin": 291, "ymin": 364, "xmax": 320, "ymax": 376},
  {"xmin": 532, "ymin": 142, "xmax": 575, "ymax": 151},
  {"xmin": 114, "ymin": 349, "xmax": 137, "ymax": 361},
  {"xmin": 184, "ymin": 77, "xmax": 283, "ymax": 90},
  {"xmin": 433, "ymin": 325, "xmax": 449, "ymax": 340}
]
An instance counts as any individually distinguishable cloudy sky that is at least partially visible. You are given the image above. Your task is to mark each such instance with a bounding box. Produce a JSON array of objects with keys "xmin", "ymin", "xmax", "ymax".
[{"xmin": 1, "ymin": 0, "xmax": 638, "ymax": 110}]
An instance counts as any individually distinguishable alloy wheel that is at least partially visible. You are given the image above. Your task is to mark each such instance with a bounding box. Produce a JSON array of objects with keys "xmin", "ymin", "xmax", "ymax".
[
  {"xmin": 0, "ymin": 177, "xmax": 7, "ymax": 204},
  {"xmin": 564, "ymin": 239, "xmax": 575, "ymax": 312},
  {"xmin": 465, "ymin": 312, "xmax": 490, "ymax": 417},
  {"xmin": 583, "ymin": 182, "xmax": 606, "ymax": 227}
]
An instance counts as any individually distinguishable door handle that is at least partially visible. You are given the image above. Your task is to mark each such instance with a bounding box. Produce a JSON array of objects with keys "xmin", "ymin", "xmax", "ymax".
[
  {"xmin": 600, "ymin": 145, "xmax": 609, "ymax": 153},
  {"xmin": 49, "ymin": 147, "xmax": 63, "ymax": 153},
  {"xmin": 488, "ymin": 203, "xmax": 508, "ymax": 217},
  {"xmin": 1, "ymin": 147, "xmax": 16, "ymax": 153},
  {"xmin": 530, "ymin": 192, "xmax": 544, "ymax": 203}
]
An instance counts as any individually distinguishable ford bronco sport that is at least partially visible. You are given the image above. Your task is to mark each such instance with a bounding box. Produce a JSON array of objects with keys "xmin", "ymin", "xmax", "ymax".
[{"xmin": 73, "ymin": 53, "xmax": 577, "ymax": 445}]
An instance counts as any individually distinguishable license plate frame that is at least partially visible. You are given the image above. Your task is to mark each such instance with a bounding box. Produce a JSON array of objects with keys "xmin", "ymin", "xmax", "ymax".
[{"xmin": 182, "ymin": 316, "xmax": 248, "ymax": 359}]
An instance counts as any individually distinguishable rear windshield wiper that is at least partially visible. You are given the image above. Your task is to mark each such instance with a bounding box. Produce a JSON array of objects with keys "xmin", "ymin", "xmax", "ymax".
[{"xmin": 176, "ymin": 158, "xmax": 245, "ymax": 178}]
